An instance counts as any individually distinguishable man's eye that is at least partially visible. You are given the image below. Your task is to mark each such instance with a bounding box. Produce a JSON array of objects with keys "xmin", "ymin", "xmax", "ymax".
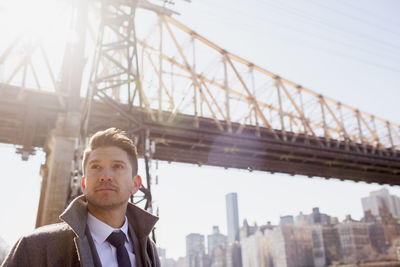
[
  {"xmin": 114, "ymin": 164, "xmax": 124, "ymax": 169},
  {"xmin": 90, "ymin": 164, "xmax": 101, "ymax": 169}
]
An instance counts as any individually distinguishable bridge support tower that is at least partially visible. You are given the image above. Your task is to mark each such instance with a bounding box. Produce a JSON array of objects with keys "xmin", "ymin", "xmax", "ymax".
[
  {"xmin": 35, "ymin": 0, "xmax": 88, "ymax": 227},
  {"xmin": 36, "ymin": 112, "xmax": 80, "ymax": 227}
]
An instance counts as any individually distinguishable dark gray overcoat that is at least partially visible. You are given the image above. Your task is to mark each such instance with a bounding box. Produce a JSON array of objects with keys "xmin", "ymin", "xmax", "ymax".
[{"xmin": 2, "ymin": 195, "xmax": 160, "ymax": 267}]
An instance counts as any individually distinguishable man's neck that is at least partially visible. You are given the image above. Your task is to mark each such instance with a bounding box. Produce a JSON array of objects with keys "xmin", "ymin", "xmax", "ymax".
[{"xmin": 87, "ymin": 204, "xmax": 128, "ymax": 228}]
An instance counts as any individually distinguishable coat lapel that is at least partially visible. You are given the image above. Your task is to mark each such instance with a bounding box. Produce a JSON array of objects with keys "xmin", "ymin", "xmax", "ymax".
[
  {"xmin": 60, "ymin": 196, "xmax": 159, "ymax": 267},
  {"xmin": 128, "ymin": 222, "xmax": 144, "ymax": 267},
  {"xmin": 85, "ymin": 225, "xmax": 103, "ymax": 267},
  {"xmin": 61, "ymin": 196, "xmax": 98, "ymax": 267},
  {"xmin": 74, "ymin": 236, "xmax": 95, "ymax": 267},
  {"xmin": 126, "ymin": 202, "xmax": 159, "ymax": 267}
]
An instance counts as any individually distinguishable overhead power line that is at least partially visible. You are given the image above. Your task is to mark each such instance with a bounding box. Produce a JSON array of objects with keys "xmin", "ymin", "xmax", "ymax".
[
  {"xmin": 307, "ymin": 0, "xmax": 400, "ymax": 37},
  {"xmin": 191, "ymin": 0, "xmax": 400, "ymax": 72}
]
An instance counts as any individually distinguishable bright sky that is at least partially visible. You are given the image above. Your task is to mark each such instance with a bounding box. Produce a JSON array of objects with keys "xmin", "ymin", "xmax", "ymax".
[{"xmin": 1, "ymin": 0, "xmax": 400, "ymax": 260}]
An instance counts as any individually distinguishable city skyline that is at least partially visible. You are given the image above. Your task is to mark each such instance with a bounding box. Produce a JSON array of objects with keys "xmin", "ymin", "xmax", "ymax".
[
  {"xmin": 2, "ymin": 151, "xmax": 400, "ymax": 260},
  {"xmin": 169, "ymin": 187, "xmax": 400, "ymax": 262}
]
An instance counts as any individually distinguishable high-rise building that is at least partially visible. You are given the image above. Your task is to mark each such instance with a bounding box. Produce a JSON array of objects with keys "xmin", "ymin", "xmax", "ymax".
[
  {"xmin": 310, "ymin": 207, "xmax": 331, "ymax": 225},
  {"xmin": 186, "ymin": 233, "xmax": 206, "ymax": 267},
  {"xmin": 226, "ymin": 242, "xmax": 242, "ymax": 267},
  {"xmin": 240, "ymin": 222, "xmax": 275, "ymax": 267},
  {"xmin": 160, "ymin": 257, "xmax": 186, "ymax": 267},
  {"xmin": 295, "ymin": 212, "xmax": 309, "ymax": 226},
  {"xmin": 361, "ymin": 188, "xmax": 400, "ymax": 218},
  {"xmin": 158, "ymin": 248, "xmax": 182, "ymax": 267},
  {"xmin": 378, "ymin": 205, "xmax": 400, "ymax": 245},
  {"xmin": 207, "ymin": 226, "xmax": 227, "ymax": 267},
  {"xmin": 158, "ymin": 247, "xmax": 167, "ymax": 265},
  {"xmin": 261, "ymin": 225, "xmax": 314, "ymax": 267},
  {"xmin": 241, "ymin": 230, "xmax": 269, "ymax": 267},
  {"xmin": 240, "ymin": 220, "xmax": 315, "ymax": 267},
  {"xmin": 311, "ymin": 224, "xmax": 341, "ymax": 267},
  {"xmin": 240, "ymin": 220, "xmax": 257, "ymax": 241},
  {"xmin": 362, "ymin": 210, "xmax": 387, "ymax": 253},
  {"xmin": 295, "ymin": 208, "xmax": 332, "ymax": 226},
  {"xmin": 279, "ymin": 215, "xmax": 294, "ymax": 226},
  {"xmin": 212, "ymin": 246, "xmax": 227, "ymax": 267},
  {"xmin": 336, "ymin": 215, "xmax": 370, "ymax": 263},
  {"xmin": 281, "ymin": 225, "xmax": 314, "ymax": 267},
  {"xmin": 226, "ymin": 192, "xmax": 240, "ymax": 244}
]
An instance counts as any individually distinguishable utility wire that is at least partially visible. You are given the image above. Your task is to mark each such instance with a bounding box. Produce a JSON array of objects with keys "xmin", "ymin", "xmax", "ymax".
[
  {"xmin": 307, "ymin": 0, "xmax": 400, "ymax": 37},
  {"xmin": 336, "ymin": 0, "xmax": 400, "ymax": 27},
  {"xmin": 199, "ymin": 0, "xmax": 400, "ymax": 62},
  {"xmin": 190, "ymin": 0, "xmax": 400, "ymax": 72},
  {"xmin": 259, "ymin": 0, "xmax": 400, "ymax": 52}
]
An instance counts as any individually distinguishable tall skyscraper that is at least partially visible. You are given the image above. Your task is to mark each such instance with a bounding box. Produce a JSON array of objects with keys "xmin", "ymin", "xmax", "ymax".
[
  {"xmin": 362, "ymin": 188, "xmax": 400, "ymax": 218},
  {"xmin": 186, "ymin": 233, "xmax": 206, "ymax": 267},
  {"xmin": 226, "ymin": 192, "xmax": 240, "ymax": 244}
]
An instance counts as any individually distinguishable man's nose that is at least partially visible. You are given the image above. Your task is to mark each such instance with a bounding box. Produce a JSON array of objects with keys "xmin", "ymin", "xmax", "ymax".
[{"xmin": 100, "ymin": 167, "xmax": 113, "ymax": 182}]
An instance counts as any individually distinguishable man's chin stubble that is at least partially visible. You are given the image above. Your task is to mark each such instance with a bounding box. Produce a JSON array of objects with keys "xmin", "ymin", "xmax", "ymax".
[{"xmin": 86, "ymin": 196, "xmax": 126, "ymax": 211}]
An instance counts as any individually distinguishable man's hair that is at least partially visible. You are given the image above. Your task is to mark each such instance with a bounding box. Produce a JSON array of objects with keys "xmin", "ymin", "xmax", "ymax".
[{"xmin": 82, "ymin": 128, "xmax": 138, "ymax": 176}]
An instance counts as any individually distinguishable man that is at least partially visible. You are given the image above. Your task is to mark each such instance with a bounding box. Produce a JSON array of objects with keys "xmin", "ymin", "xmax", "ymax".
[{"xmin": 2, "ymin": 128, "xmax": 160, "ymax": 267}]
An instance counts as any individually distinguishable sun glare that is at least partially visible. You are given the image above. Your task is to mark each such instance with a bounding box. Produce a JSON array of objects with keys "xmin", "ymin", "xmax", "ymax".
[
  {"xmin": 0, "ymin": 0, "xmax": 77, "ymax": 90},
  {"xmin": 0, "ymin": 0, "xmax": 71, "ymax": 43}
]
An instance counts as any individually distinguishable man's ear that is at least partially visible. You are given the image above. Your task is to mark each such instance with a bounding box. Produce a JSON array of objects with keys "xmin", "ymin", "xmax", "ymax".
[
  {"xmin": 132, "ymin": 175, "xmax": 142, "ymax": 195},
  {"xmin": 81, "ymin": 177, "xmax": 86, "ymax": 193}
]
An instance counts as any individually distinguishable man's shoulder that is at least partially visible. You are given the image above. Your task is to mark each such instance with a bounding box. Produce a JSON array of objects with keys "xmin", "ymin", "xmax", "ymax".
[
  {"xmin": 23, "ymin": 222, "xmax": 75, "ymax": 241},
  {"xmin": 2, "ymin": 223, "xmax": 80, "ymax": 267},
  {"xmin": 13, "ymin": 222, "xmax": 77, "ymax": 256}
]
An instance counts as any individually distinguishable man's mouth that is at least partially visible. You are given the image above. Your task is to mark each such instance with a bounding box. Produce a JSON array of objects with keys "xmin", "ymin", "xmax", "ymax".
[{"xmin": 95, "ymin": 185, "xmax": 118, "ymax": 192}]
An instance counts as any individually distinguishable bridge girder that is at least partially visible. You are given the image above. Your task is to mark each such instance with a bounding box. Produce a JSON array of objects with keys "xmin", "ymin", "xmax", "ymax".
[{"xmin": 0, "ymin": 83, "xmax": 399, "ymax": 186}]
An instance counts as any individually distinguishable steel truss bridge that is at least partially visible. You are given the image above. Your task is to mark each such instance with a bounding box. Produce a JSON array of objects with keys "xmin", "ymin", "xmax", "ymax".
[{"xmin": 0, "ymin": 0, "xmax": 399, "ymax": 227}]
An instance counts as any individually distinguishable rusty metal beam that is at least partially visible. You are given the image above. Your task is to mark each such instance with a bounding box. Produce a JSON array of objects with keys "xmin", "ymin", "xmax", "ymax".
[{"xmin": 1, "ymin": 84, "xmax": 399, "ymax": 185}]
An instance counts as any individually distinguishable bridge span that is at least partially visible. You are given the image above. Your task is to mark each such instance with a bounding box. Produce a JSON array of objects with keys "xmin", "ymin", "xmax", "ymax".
[
  {"xmin": 0, "ymin": 0, "xmax": 399, "ymax": 227},
  {"xmin": 1, "ymin": 83, "xmax": 399, "ymax": 185}
]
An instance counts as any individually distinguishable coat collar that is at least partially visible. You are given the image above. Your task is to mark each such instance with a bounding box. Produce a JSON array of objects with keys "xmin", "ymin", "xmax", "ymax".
[{"xmin": 59, "ymin": 195, "xmax": 158, "ymax": 239}]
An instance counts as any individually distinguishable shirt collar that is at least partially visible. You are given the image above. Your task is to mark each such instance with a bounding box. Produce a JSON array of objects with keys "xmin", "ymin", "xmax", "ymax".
[{"xmin": 87, "ymin": 212, "xmax": 129, "ymax": 245}]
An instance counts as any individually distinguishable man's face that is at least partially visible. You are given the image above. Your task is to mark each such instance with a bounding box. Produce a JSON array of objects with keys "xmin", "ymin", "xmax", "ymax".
[{"xmin": 81, "ymin": 146, "xmax": 139, "ymax": 210}]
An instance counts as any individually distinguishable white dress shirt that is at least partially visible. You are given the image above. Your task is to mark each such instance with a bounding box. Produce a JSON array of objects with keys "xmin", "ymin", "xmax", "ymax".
[{"xmin": 87, "ymin": 212, "xmax": 136, "ymax": 267}]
